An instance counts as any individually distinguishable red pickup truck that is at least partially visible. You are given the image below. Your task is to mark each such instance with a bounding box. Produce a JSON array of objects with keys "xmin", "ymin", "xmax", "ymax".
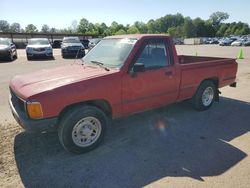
[{"xmin": 9, "ymin": 34, "xmax": 237, "ymax": 153}]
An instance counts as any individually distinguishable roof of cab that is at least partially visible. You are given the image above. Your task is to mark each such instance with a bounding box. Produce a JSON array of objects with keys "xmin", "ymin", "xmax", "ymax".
[{"xmin": 104, "ymin": 34, "xmax": 169, "ymax": 40}]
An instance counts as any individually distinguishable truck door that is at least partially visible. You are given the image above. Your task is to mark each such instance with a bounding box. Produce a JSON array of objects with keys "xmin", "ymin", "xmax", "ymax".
[{"xmin": 122, "ymin": 38, "xmax": 178, "ymax": 115}]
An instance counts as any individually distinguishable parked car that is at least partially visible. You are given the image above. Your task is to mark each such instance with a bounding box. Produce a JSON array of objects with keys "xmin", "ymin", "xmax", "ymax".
[
  {"xmin": 80, "ymin": 39, "xmax": 90, "ymax": 49},
  {"xmin": 209, "ymin": 38, "xmax": 219, "ymax": 44},
  {"xmin": 26, "ymin": 38, "xmax": 53, "ymax": 60},
  {"xmin": 219, "ymin": 39, "xmax": 233, "ymax": 46},
  {"xmin": 9, "ymin": 34, "xmax": 238, "ymax": 154},
  {"xmin": 243, "ymin": 40, "xmax": 250, "ymax": 46},
  {"xmin": 61, "ymin": 37, "xmax": 85, "ymax": 58},
  {"xmin": 231, "ymin": 39, "xmax": 244, "ymax": 46},
  {"xmin": 0, "ymin": 38, "xmax": 17, "ymax": 61},
  {"xmin": 88, "ymin": 38, "xmax": 101, "ymax": 49},
  {"xmin": 52, "ymin": 40, "xmax": 62, "ymax": 48}
]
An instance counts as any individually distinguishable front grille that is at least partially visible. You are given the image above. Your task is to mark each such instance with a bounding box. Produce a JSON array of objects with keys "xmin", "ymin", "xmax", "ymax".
[
  {"xmin": 33, "ymin": 48, "xmax": 45, "ymax": 52},
  {"xmin": 10, "ymin": 89, "xmax": 26, "ymax": 112}
]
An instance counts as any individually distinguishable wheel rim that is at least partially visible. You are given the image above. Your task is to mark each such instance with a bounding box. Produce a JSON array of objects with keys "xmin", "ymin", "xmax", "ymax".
[
  {"xmin": 72, "ymin": 117, "xmax": 102, "ymax": 147},
  {"xmin": 202, "ymin": 87, "xmax": 214, "ymax": 106}
]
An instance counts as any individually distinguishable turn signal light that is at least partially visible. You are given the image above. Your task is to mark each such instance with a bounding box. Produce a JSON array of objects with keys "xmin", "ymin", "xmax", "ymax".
[{"xmin": 27, "ymin": 102, "xmax": 43, "ymax": 119}]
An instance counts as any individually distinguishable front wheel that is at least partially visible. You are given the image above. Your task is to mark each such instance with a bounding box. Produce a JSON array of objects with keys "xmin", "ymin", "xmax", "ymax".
[
  {"xmin": 8, "ymin": 52, "xmax": 14, "ymax": 61},
  {"xmin": 58, "ymin": 105, "xmax": 107, "ymax": 154},
  {"xmin": 192, "ymin": 81, "xmax": 216, "ymax": 111}
]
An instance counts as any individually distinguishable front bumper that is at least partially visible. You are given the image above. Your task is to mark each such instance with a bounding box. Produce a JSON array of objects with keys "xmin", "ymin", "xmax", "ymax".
[
  {"xmin": 27, "ymin": 52, "xmax": 53, "ymax": 57},
  {"xmin": 0, "ymin": 49, "xmax": 11, "ymax": 58},
  {"xmin": 61, "ymin": 49, "xmax": 85, "ymax": 57},
  {"xmin": 9, "ymin": 94, "xmax": 58, "ymax": 133}
]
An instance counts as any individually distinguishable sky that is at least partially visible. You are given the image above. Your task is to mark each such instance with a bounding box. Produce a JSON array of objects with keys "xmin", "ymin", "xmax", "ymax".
[{"xmin": 0, "ymin": 0, "xmax": 249, "ymax": 30}]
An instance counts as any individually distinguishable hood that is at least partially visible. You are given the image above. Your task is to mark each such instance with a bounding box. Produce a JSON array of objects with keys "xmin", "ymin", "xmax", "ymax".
[
  {"xmin": 0, "ymin": 45, "xmax": 9, "ymax": 49},
  {"xmin": 27, "ymin": 44, "xmax": 51, "ymax": 48},
  {"xmin": 10, "ymin": 64, "xmax": 116, "ymax": 99}
]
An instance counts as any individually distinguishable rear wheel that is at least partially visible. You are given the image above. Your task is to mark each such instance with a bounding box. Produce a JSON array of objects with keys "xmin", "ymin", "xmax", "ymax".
[
  {"xmin": 58, "ymin": 105, "xmax": 107, "ymax": 154},
  {"xmin": 192, "ymin": 81, "xmax": 216, "ymax": 111}
]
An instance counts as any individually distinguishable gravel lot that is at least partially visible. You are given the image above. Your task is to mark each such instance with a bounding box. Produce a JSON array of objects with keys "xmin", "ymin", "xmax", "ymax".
[{"xmin": 0, "ymin": 45, "xmax": 250, "ymax": 188}]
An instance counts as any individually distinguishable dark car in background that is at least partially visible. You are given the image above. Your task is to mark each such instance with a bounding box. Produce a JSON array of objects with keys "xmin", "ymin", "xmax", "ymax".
[
  {"xmin": 88, "ymin": 38, "xmax": 101, "ymax": 49},
  {"xmin": 219, "ymin": 38, "xmax": 234, "ymax": 46},
  {"xmin": 80, "ymin": 39, "xmax": 89, "ymax": 49},
  {"xmin": 243, "ymin": 39, "xmax": 250, "ymax": 46},
  {"xmin": 61, "ymin": 37, "xmax": 85, "ymax": 58},
  {"xmin": 52, "ymin": 40, "xmax": 62, "ymax": 48},
  {"xmin": 0, "ymin": 38, "xmax": 17, "ymax": 61}
]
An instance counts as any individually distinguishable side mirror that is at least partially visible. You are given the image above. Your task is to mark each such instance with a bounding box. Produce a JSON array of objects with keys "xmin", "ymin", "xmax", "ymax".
[
  {"xmin": 133, "ymin": 63, "xmax": 145, "ymax": 72},
  {"xmin": 129, "ymin": 63, "xmax": 145, "ymax": 77}
]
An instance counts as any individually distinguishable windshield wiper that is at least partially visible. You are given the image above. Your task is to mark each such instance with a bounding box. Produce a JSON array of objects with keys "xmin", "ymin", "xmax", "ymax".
[{"xmin": 90, "ymin": 60, "xmax": 110, "ymax": 71}]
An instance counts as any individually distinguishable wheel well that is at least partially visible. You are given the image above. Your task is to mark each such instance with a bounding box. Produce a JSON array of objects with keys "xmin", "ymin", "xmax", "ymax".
[
  {"xmin": 201, "ymin": 78, "xmax": 219, "ymax": 88},
  {"xmin": 57, "ymin": 99, "xmax": 112, "ymax": 125}
]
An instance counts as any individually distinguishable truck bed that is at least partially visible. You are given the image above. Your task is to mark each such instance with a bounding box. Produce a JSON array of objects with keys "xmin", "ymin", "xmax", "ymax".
[
  {"xmin": 178, "ymin": 55, "xmax": 234, "ymax": 64},
  {"xmin": 177, "ymin": 55, "xmax": 237, "ymax": 101}
]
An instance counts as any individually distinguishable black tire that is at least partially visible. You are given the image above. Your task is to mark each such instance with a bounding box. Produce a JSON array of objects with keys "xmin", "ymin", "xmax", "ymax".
[
  {"xmin": 191, "ymin": 80, "xmax": 216, "ymax": 111},
  {"xmin": 8, "ymin": 52, "xmax": 14, "ymax": 61},
  {"xmin": 58, "ymin": 105, "xmax": 108, "ymax": 154},
  {"xmin": 14, "ymin": 51, "xmax": 18, "ymax": 59}
]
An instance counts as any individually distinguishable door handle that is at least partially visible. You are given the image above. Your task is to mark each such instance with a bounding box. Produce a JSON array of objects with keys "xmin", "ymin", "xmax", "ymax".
[{"xmin": 165, "ymin": 71, "xmax": 173, "ymax": 76}]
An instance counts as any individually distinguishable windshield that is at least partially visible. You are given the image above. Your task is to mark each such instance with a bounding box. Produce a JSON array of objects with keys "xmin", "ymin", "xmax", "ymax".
[
  {"xmin": 83, "ymin": 38, "xmax": 137, "ymax": 68},
  {"xmin": 0, "ymin": 39, "xmax": 10, "ymax": 45},
  {"xmin": 28, "ymin": 39, "xmax": 49, "ymax": 45},
  {"xmin": 63, "ymin": 38, "xmax": 81, "ymax": 43}
]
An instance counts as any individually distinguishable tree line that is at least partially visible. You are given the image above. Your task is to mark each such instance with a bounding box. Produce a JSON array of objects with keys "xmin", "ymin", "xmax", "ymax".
[{"xmin": 0, "ymin": 11, "xmax": 249, "ymax": 38}]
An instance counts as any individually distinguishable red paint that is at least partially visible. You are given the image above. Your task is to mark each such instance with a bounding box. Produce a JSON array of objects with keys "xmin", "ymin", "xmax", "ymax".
[{"xmin": 10, "ymin": 34, "xmax": 238, "ymax": 120}]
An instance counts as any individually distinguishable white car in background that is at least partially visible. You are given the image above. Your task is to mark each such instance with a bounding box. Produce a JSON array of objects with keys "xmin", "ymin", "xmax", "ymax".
[
  {"xmin": 26, "ymin": 38, "xmax": 53, "ymax": 60},
  {"xmin": 231, "ymin": 39, "xmax": 244, "ymax": 46}
]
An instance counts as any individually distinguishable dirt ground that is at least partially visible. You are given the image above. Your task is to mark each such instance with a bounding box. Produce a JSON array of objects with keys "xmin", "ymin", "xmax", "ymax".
[{"xmin": 0, "ymin": 45, "xmax": 250, "ymax": 188}]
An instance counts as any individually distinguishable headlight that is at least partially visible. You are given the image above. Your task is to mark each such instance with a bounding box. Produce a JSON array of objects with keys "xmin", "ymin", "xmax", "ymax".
[
  {"xmin": 26, "ymin": 47, "xmax": 32, "ymax": 52},
  {"xmin": 26, "ymin": 102, "xmax": 43, "ymax": 119},
  {"xmin": 46, "ymin": 47, "xmax": 52, "ymax": 51}
]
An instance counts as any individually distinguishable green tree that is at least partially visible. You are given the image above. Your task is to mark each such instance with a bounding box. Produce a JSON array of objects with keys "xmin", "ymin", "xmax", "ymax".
[
  {"xmin": 0, "ymin": 20, "xmax": 10, "ymax": 32},
  {"xmin": 134, "ymin": 21, "xmax": 148, "ymax": 33},
  {"xmin": 115, "ymin": 29, "xmax": 127, "ymax": 35},
  {"xmin": 10, "ymin": 22, "xmax": 21, "ymax": 33},
  {"xmin": 167, "ymin": 26, "xmax": 183, "ymax": 38},
  {"xmin": 147, "ymin": 19, "xmax": 156, "ymax": 33},
  {"xmin": 99, "ymin": 23, "xmax": 108, "ymax": 35},
  {"xmin": 216, "ymin": 23, "xmax": 228, "ymax": 36},
  {"xmin": 41, "ymin": 24, "xmax": 50, "ymax": 33},
  {"xmin": 183, "ymin": 17, "xmax": 196, "ymax": 38},
  {"xmin": 50, "ymin": 27, "xmax": 57, "ymax": 33},
  {"xmin": 77, "ymin": 18, "xmax": 89, "ymax": 34},
  {"xmin": 209, "ymin": 11, "xmax": 229, "ymax": 27},
  {"xmin": 127, "ymin": 26, "xmax": 140, "ymax": 34},
  {"xmin": 25, "ymin": 24, "xmax": 38, "ymax": 33}
]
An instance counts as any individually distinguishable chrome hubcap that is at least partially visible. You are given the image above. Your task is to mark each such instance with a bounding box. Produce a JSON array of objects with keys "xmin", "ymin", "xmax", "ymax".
[
  {"xmin": 72, "ymin": 117, "xmax": 101, "ymax": 147},
  {"xmin": 202, "ymin": 87, "xmax": 214, "ymax": 106}
]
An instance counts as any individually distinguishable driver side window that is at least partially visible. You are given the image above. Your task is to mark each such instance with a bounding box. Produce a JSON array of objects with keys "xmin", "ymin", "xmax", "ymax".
[{"xmin": 135, "ymin": 41, "xmax": 170, "ymax": 70}]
